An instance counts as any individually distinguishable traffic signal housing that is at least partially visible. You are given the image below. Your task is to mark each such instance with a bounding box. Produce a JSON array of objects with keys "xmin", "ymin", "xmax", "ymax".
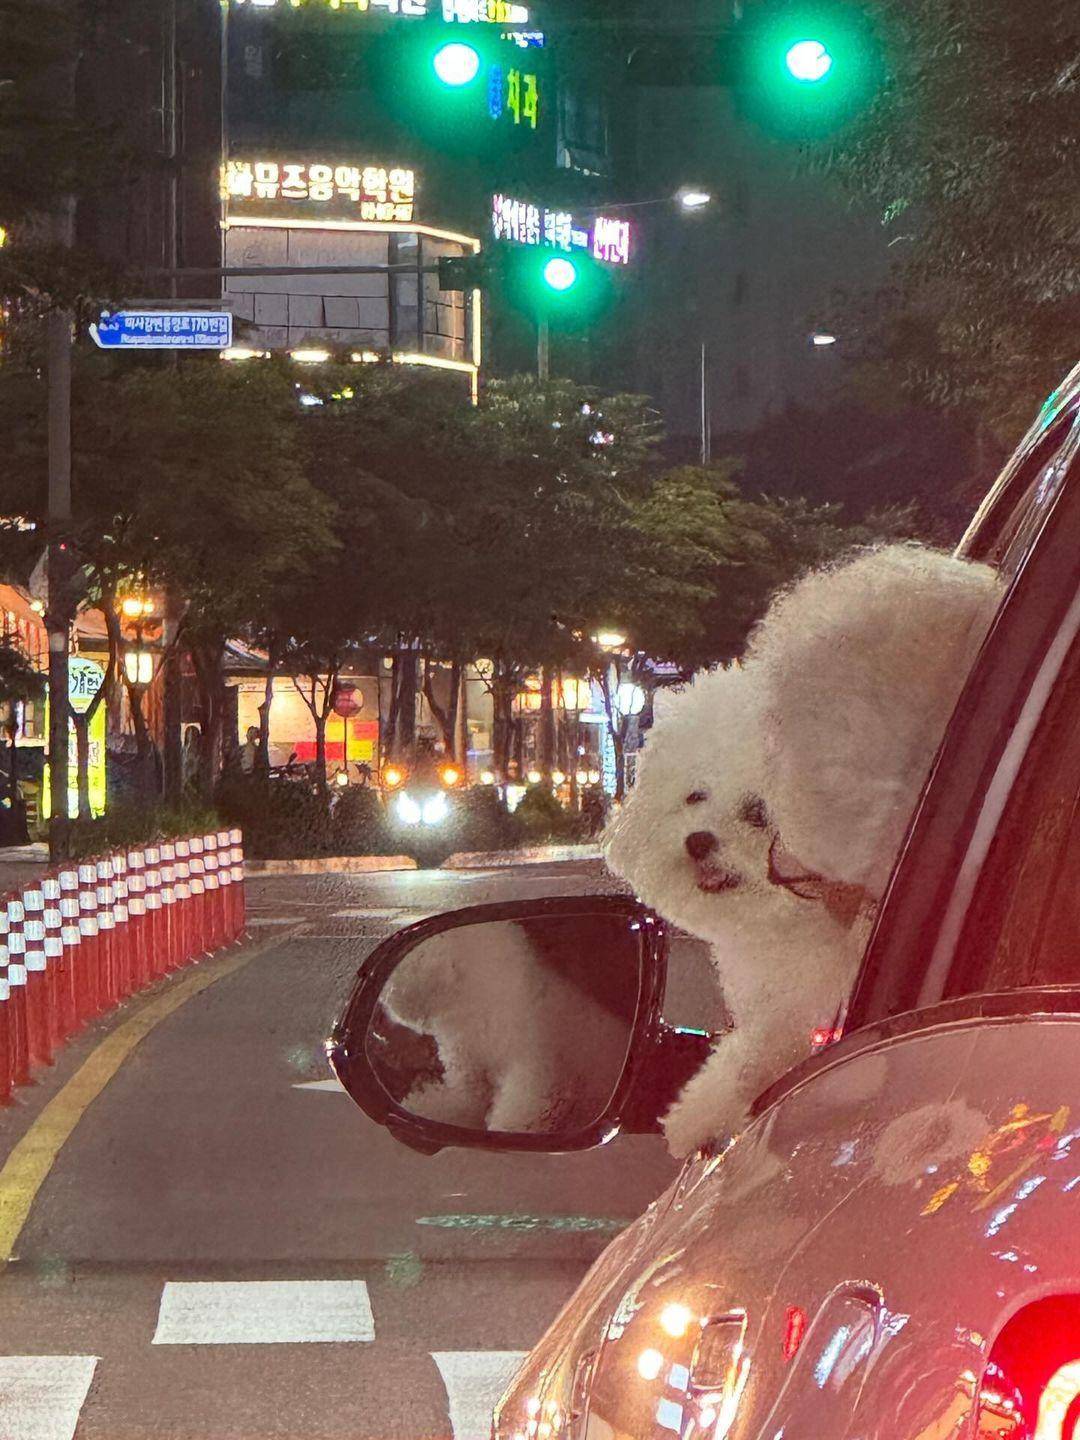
[{"xmin": 437, "ymin": 251, "xmax": 491, "ymax": 293}]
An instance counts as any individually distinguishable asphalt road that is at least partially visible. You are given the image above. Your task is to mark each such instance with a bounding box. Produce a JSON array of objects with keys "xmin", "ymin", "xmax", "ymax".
[{"xmin": 0, "ymin": 861, "xmax": 720, "ymax": 1440}]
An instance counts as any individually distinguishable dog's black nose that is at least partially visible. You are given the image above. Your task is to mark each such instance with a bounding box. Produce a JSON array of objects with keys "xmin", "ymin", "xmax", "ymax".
[{"xmin": 685, "ymin": 830, "xmax": 719, "ymax": 861}]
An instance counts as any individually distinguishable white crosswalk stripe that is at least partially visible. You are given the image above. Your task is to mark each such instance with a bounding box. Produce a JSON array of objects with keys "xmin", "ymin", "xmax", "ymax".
[
  {"xmin": 433, "ymin": 1352, "xmax": 529, "ymax": 1440},
  {"xmin": 152, "ymin": 1280, "xmax": 376, "ymax": 1345},
  {"xmin": 0, "ymin": 1356, "xmax": 98, "ymax": 1440}
]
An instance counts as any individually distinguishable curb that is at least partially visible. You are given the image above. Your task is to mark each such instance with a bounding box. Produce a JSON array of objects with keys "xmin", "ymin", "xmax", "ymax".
[
  {"xmin": 245, "ymin": 855, "xmax": 419, "ymax": 876},
  {"xmin": 443, "ymin": 844, "xmax": 603, "ymax": 869}
]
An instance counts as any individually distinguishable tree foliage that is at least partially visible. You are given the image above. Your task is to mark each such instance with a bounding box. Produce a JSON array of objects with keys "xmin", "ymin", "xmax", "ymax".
[{"xmin": 816, "ymin": 0, "xmax": 1080, "ymax": 445}]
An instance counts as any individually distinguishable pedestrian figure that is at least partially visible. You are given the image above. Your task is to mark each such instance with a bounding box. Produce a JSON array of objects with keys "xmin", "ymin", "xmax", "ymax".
[
  {"xmin": 239, "ymin": 726, "xmax": 261, "ymax": 775},
  {"xmin": 182, "ymin": 725, "xmax": 202, "ymax": 793}
]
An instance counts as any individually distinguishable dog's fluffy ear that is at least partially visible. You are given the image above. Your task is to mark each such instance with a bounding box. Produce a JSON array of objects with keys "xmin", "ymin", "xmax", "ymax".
[{"xmin": 749, "ymin": 543, "xmax": 1001, "ymax": 895}]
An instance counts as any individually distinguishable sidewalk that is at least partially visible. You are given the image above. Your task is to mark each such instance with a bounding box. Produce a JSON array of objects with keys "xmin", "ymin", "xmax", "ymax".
[{"xmin": 0, "ymin": 843, "xmax": 48, "ymax": 895}]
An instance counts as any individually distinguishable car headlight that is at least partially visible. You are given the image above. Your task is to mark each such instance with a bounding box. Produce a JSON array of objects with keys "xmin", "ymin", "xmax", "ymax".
[
  {"xmin": 397, "ymin": 793, "xmax": 422, "ymax": 826},
  {"xmin": 422, "ymin": 792, "xmax": 449, "ymax": 826}
]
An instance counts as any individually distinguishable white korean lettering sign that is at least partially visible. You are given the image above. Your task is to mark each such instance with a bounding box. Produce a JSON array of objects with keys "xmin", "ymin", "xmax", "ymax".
[
  {"xmin": 224, "ymin": 160, "xmax": 417, "ymax": 223},
  {"xmin": 90, "ymin": 312, "xmax": 233, "ymax": 350},
  {"xmin": 492, "ymin": 194, "xmax": 632, "ymax": 266},
  {"xmin": 229, "ymin": 0, "xmax": 531, "ymax": 20}
]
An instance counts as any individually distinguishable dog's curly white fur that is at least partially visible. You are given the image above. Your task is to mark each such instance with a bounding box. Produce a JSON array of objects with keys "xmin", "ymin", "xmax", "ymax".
[
  {"xmin": 605, "ymin": 543, "xmax": 1002, "ymax": 1156},
  {"xmin": 382, "ymin": 921, "xmax": 632, "ymax": 1134}
]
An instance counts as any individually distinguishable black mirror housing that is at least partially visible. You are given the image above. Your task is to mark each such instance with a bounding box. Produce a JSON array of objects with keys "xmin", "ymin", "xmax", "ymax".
[{"xmin": 327, "ymin": 895, "xmax": 709, "ymax": 1155}]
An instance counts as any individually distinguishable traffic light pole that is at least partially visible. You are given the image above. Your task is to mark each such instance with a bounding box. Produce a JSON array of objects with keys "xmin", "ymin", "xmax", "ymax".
[{"xmin": 537, "ymin": 318, "xmax": 550, "ymax": 382}]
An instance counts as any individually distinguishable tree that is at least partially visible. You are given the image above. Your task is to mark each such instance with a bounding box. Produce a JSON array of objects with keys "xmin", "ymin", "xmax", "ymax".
[
  {"xmin": 816, "ymin": 0, "xmax": 1080, "ymax": 449},
  {"xmin": 0, "ymin": 356, "xmax": 337, "ymax": 800}
]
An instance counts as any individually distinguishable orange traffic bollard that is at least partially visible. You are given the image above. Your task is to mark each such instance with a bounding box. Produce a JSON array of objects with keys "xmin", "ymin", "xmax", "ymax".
[
  {"xmin": 159, "ymin": 842, "xmax": 178, "ymax": 970},
  {"xmin": 4, "ymin": 896, "xmax": 30, "ymax": 1086},
  {"xmin": 58, "ymin": 867, "xmax": 82, "ymax": 1039},
  {"xmin": 202, "ymin": 834, "xmax": 222, "ymax": 951},
  {"xmin": 111, "ymin": 851, "xmax": 129, "ymax": 998},
  {"xmin": 174, "ymin": 840, "xmax": 192, "ymax": 965},
  {"xmin": 126, "ymin": 850, "xmax": 148, "ymax": 990},
  {"xmin": 188, "ymin": 837, "xmax": 207, "ymax": 955},
  {"xmin": 42, "ymin": 874, "xmax": 64, "ymax": 1047},
  {"xmin": 0, "ymin": 965, "xmax": 10, "ymax": 1105},
  {"xmin": 96, "ymin": 858, "xmax": 118, "ymax": 1008},
  {"xmin": 22, "ymin": 885, "xmax": 52, "ymax": 1067},
  {"xmin": 230, "ymin": 829, "xmax": 246, "ymax": 941},
  {"xmin": 78, "ymin": 862, "xmax": 101, "ymax": 1020},
  {"xmin": 144, "ymin": 847, "xmax": 164, "ymax": 978}
]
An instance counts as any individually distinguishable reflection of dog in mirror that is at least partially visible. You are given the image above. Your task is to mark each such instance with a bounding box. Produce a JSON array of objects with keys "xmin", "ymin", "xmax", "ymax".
[
  {"xmin": 605, "ymin": 544, "xmax": 1002, "ymax": 1156},
  {"xmin": 381, "ymin": 921, "xmax": 633, "ymax": 1134}
]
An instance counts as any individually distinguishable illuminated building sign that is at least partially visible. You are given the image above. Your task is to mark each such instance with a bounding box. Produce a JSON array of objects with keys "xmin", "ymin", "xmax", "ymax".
[
  {"xmin": 223, "ymin": 160, "xmax": 416, "ymax": 223},
  {"xmin": 492, "ymin": 195, "xmax": 633, "ymax": 266},
  {"xmin": 229, "ymin": 0, "xmax": 530, "ymax": 18},
  {"xmin": 487, "ymin": 67, "xmax": 540, "ymax": 127},
  {"xmin": 443, "ymin": 0, "xmax": 529, "ymax": 20},
  {"xmin": 232, "ymin": 0, "xmax": 428, "ymax": 11},
  {"xmin": 42, "ymin": 658, "xmax": 107, "ymax": 821}
]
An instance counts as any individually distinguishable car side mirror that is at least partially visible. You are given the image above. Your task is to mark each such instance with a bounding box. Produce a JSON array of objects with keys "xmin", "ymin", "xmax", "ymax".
[{"xmin": 327, "ymin": 896, "xmax": 712, "ymax": 1154}]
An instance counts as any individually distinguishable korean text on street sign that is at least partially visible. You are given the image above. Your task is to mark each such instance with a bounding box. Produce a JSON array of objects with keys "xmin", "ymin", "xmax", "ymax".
[{"xmin": 91, "ymin": 311, "xmax": 233, "ymax": 351}]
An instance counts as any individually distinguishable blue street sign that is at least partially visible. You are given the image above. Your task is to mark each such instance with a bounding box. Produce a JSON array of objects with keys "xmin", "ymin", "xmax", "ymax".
[{"xmin": 90, "ymin": 310, "xmax": 233, "ymax": 351}]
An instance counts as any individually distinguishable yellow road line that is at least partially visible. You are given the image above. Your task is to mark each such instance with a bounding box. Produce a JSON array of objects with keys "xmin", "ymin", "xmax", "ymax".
[{"xmin": 0, "ymin": 936, "xmax": 283, "ymax": 1264}]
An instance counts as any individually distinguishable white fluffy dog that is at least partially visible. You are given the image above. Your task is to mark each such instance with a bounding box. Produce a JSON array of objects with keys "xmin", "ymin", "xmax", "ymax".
[
  {"xmin": 605, "ymin": 543, "xmax": 1002, "ymax": 1156},
  {"xmin": 380, "ymin": 919, "xmax": 635, "ymax": 1134}
]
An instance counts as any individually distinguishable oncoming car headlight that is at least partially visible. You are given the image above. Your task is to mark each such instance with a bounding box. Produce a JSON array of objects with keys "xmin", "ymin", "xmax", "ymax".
[
  {"xmin": 422, "ymin": 792, "xmax": 449, "ymax": 826},
  {"xmin": 396, "ymin": 793, "xmax": 422, "ymax": 826}
]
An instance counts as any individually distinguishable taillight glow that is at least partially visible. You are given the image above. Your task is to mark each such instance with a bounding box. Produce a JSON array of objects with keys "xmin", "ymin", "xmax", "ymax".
[
  {"xmin": 811, "ymin": 1026, "xmax": 844, "ymax": 1052},
  {"xmin": 977, "ymin": 1298, "xmax": 1080, "ymax": 1438},
  {"xmin": 782, "ymin": 1305, "xmax": 807, "ymax": 1363}
]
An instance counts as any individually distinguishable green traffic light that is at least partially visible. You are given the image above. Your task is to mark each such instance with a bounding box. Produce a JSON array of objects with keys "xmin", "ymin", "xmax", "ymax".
[
  {"xmin": 784, "ymin": 38, "xmax": 834, "ymax": 82},
  {"xmin": 432, "ymin": 41, "xmax": 481, "ymax": 87},
  {"xmin": 542, "ymin": 257, "xmax": 578, "ymax": 292}
]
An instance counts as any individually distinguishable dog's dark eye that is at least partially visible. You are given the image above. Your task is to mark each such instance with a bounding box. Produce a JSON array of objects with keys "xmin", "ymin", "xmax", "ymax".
[
  {"xmin": 740, "ymin": 795, "xmax": 770, "ymax": 829},
  {"xmin": 685, "ymin": 790, "xmax": 708, "ymax": 806}
]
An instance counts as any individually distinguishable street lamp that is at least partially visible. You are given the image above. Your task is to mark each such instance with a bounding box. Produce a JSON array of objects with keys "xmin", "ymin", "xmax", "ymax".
[
  {"xmin": 123, "ymin": 647, "xmax": 155, "ymax": 687},
  {"xmin": 593, "ymin": 629, "xmax": 628, "ymax": 651},
  {"xmin": 676, "ymin": 188, "xmax": 713, "ymax": 211}
]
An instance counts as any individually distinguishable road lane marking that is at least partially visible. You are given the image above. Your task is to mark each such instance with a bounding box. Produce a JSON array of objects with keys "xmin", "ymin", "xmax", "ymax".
[
  {"xmin": 246, "ymin": 916, "xmax": 303, "ymax": 927},
  {"xmin": 433, "ymin": 1352, "xmax": 528, "ymax": 1440},
  {"xmin": 0, "ymin": 1356, "xmax": 98, "ymax": 1440},
  {"xmin": 292, "ymin": 1079, "xmax": 344, "ymax": 1093},
  {"xmin": 0, "ymin": 933, "xmax": 294, "ymax": 1266},
  {"xmin": 331, "ymin": 907, "xmax": 409, "ymax": 919},
  {"xmin": 152, "ymin": 1280, "xmax": 375, "ymax": 1345},
  {"xmin": 417, "ymin": 1213, "xmax": 629, "ymax": 1234}
]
